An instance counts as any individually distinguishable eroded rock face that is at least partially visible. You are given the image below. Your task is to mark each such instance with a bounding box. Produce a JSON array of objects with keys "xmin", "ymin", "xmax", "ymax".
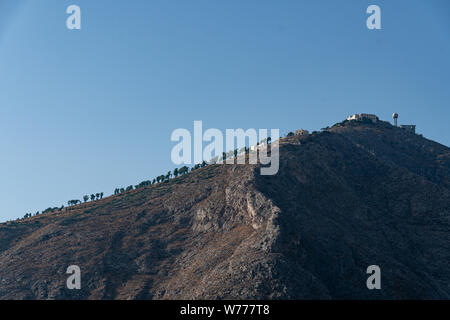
[{"xmin": 0, "ymin": 121, "xmax": 449, "ymax": 299}]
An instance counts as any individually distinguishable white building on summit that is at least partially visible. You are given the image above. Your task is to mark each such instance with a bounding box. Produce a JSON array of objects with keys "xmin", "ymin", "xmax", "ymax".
[
  {"xmin": 346, "ymin": 113, "xmax": 379, "ymax": 123},
  {"xmin": 347, "ymin": 113, "xmax": 416, "ymax": 133}
]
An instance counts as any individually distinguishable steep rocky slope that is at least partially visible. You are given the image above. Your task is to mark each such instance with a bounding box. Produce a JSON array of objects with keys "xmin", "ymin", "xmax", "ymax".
[{"xmin": 1, "ymin": 120, "xmax": 449, "ymax": 299}]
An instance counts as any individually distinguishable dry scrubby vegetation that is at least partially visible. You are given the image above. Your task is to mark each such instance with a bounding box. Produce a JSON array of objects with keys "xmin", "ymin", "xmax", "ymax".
[
  {"xmin": 9, "ymin": 137, "xmax": 282, "ymax": 223},
  {"xmin": 5, "ymin": 119, "xmax": 427, "ymax": 225},
  {"xmin": 0, "ymin": 119, "xmax": 449, "ymax": 299}
]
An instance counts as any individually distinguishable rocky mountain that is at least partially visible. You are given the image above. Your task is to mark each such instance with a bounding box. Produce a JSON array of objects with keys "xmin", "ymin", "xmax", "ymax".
[{"xmin": 1, "ymin": 120, "xmax": 449, "ymax": 299}]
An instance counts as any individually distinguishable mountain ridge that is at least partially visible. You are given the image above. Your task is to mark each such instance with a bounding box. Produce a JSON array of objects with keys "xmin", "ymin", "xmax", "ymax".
[{"xmin": 1, "ymin": 120, "xmax": 449, "ymax": 299}]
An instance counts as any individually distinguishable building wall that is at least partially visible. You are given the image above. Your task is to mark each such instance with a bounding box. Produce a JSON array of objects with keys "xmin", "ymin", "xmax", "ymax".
[
  {"xmin": 400, "ymin": 125, "xmax": 416, "ymax": 133},
  {"xmin": 295, "ymin": 129, "xmax": 309, "ymax": 136},
  {"xmin": 346, "ymin": 113, "xmax": 378, "ymax": 123}
]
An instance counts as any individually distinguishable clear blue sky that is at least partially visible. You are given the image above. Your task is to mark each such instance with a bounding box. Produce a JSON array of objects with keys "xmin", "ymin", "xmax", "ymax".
[{"xmin": 0, "ymin": 0, "xmax": 449, "ymax": 222}]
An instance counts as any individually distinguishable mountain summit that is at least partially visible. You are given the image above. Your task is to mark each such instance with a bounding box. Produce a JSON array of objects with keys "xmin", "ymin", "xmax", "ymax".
[{"xmin": 1, "ymin": 120, "xmax": 449, "ymax": 299}]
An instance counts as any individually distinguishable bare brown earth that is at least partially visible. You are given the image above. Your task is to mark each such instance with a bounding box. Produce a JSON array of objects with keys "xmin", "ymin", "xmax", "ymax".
[{"xmin": 0, "ymin": 120, "xmax": 449, "ymax": 299}]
